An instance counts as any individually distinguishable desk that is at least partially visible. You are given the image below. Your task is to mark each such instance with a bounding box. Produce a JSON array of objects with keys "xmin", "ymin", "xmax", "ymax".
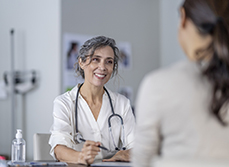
[
  {"xmin": 7, "ymin": 161, "xmax": 132, "ymax": 167},
  {"xmin": 90, "ymin": 161, "xmax": 132, "ymax": 167}
]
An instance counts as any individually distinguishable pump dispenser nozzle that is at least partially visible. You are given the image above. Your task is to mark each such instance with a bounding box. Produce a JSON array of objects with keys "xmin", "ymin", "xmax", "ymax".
[{"xmin": 15, "ymin": 129, "xmax": 22, "ymax": 139}]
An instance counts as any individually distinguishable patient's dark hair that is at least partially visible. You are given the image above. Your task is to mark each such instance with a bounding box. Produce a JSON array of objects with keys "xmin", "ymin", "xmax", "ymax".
[
  {"xmin": 182, "ymin": 0, "xmax": 229, "ymax": 125},
  {"xmin": 75, "ymin": 36, "xmax": 119, "ymax": 79}
]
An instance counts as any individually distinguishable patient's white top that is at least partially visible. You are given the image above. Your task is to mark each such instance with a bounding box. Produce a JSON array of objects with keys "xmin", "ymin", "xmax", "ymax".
[
  {"xmin": 132, "ymin": 61, "xmax": 229, "ymax": 167},
  {"xmin": 49, "ymin": 85, "xmax": 135, "ymax": 160}
]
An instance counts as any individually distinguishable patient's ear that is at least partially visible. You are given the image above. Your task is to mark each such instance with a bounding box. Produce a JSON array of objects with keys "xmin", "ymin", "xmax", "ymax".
[{"xmin": 179, "ymin": 7, "xmax": 187, "ymax": 28}]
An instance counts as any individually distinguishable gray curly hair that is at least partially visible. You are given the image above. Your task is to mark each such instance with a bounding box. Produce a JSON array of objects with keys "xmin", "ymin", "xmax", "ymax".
[{"xmin": 75, "ymin": 36, "xmax": 120, "ymax": 79}]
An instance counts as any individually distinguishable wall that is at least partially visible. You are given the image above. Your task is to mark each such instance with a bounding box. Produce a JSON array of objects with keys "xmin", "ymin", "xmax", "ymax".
[
  {"xmin": 0, "ymin": 0, "xmax": 61, "ymax": 160},
  {"xmin": 160, "ymin": 0, "xmax": 186, "ymax": 67},
  {"xmin": 0, "ymin": 0, "xmax": 181, "ymax": 161},
  {"xmin": 61, "ymin": 0, "xmax": 160, "ymax": 105}
]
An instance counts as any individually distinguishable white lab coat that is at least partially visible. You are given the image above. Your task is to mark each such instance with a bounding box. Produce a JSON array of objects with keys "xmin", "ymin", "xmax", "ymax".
[{"xmin": 49, "ymin": 85, "xmax": 135, "ymax": 160}]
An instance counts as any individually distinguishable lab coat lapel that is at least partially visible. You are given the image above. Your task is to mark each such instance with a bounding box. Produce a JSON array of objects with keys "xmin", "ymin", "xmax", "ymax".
[
  {"xmin": 80, "ymin": 97, "xmax": 100, "ymax": 132},
  {"xmin": 97, "ymin": 94, "xmax": 110, "ymax": 130},
  {"xmin": 97, "ymin": 89, "xmax": 115, "ymax": 130}
]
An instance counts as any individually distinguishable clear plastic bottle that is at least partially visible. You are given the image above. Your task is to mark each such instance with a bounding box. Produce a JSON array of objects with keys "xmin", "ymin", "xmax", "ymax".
[{"xmin": 11, "ymin": 129, "xmax": 26, "ymax": 162}]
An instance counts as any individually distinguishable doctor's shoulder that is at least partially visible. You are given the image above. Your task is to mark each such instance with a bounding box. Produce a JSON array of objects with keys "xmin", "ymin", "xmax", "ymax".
[
  {"xmin": 109, "ymin": 90, "xmax": 130, "ymax": 104},
  {"xmin": 53, "ymin": 86, "xmax": 77, "ymax": 109},
  {"xmin": 109, "ymin": 90, "xmax": 132, "ymax": 113}
]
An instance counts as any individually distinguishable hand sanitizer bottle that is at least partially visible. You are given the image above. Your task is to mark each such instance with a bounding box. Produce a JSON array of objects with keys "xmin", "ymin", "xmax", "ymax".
[{"xmin": 11, "ymin": 129, "xmax": 26, "ymax": 162}]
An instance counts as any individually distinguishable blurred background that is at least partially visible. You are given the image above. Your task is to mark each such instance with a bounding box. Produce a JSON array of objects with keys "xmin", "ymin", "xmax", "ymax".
[{"xmin": 0, "ymin": 0, "xmax": 184, "ymax": 161}]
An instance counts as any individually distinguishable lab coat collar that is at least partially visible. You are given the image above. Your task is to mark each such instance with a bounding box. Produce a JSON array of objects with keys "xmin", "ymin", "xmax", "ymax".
[
  {"xmin": 68, "ymin": 84, "xmax": 115, "ymax": 104},
  {"xmin": 103, "ymin": 87, "xmax": 116, "ymax": 105},
  {"xmin": 69, "ymin": 85, "xmax": 81, "ymax": 102}
]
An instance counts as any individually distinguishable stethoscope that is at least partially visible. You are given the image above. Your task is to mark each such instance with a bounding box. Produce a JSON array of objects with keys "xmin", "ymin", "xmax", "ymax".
[{"xmin": 73, "ymin": 83, "xmax": 126, "ymax": 151}]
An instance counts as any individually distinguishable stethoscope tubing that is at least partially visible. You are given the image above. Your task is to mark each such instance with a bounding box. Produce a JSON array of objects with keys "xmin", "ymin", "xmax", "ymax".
[
  {"xmin": 75, "ymin": 83, "xmax": 83, "ymax": 134},
  {"xmin": 74, "ymin": 83, "xmax": 126, "ymax": 150}
]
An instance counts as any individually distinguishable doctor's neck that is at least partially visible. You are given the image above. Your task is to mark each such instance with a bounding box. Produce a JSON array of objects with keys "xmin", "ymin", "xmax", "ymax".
[{"xmin": 80, "ymin": 82, "xmax": 104, "ymax": 102}]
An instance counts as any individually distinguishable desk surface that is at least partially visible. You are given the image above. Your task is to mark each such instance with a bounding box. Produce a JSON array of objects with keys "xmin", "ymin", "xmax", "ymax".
[
  {"xmin": 7, "ymin": 161, "xmax": 132, "ymax": 167},
  {"xmin": 90, "ymin": 161, "xmax": 131, "ymax": 167},
  {"xmin": 59, "ymin": 162, "xmax": 131, "ymax": 167}
]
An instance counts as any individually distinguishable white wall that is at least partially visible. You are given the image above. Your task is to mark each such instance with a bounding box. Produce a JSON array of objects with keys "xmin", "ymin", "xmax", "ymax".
[
  {"xmin": 160, "ymin": 0, "xmax": 186, "ymax": 67},
  {"xmin": 61, "ymin": 0, "xmax": 160, "ymax": 105},
  {"xmin": 0, "ymin": 0, "xmax": 61, "ymax": 160},
  {"xmin": 0, "ymin": 0, "xmax": 159, "ymax": 160},
  {"xmin": 0, "ymin": 0, "xmax": 186, "ymax": 161}
]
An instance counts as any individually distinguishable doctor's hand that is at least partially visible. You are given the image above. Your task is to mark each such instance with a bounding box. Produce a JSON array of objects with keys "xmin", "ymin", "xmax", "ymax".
[
  {"xmin": 103, "ymin": 150, "xmax": 130, "ymax": 162},
  {"xmin": 78, "ymin": 140, "xmax": 101, "ymax": 165}
]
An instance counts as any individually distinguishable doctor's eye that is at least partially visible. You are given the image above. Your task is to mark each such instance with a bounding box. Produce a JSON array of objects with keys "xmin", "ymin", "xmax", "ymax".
[
  {"xmin": 106, "ymin": 60, "xmax": 113, "ymax": 64},
  {"xmin": 92, "ymin": 58, "xmax": 100, "ymax": 62}
]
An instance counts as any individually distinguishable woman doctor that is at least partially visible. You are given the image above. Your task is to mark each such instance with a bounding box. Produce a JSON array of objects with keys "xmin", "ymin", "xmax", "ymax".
[{"xmin": 49, "ymin": 36, "xmax": 135, "ymax": 165}]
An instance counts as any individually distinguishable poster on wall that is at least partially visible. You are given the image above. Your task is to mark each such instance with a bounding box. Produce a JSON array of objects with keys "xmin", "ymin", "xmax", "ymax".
[
  {"xmin": 117, "ymin": 42, "xmax": 132, "ymax": 70},
  {"xmin": 62, "ymin": 33, "xmax": 92, "ymax": 93}
]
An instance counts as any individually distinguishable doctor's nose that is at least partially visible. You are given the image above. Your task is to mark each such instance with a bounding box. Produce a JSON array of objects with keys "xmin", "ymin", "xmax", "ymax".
[{"xmin": 98, "ymin": 61, "xmax": 106, "ymax": 71}]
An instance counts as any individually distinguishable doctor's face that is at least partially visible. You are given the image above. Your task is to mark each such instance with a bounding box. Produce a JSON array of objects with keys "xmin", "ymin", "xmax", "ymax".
[{"xmin": 80, "ymin": 46, "xmax": 115, "ymax": 88}]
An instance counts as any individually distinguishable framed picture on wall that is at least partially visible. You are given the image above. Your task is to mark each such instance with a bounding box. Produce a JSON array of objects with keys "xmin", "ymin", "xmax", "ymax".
[
  {"xmin": 62, "ymin": 33, "xmax": 92, "ymax": 93},
  {"xmin": 117, "ymin": 42, "xmax": 132, "ymax": 70}
]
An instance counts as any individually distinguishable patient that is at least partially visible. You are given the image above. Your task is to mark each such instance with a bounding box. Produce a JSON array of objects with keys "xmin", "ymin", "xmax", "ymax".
[{"xmin": 132, "ymin": 0, "xmax": 229, "ymax": 166}]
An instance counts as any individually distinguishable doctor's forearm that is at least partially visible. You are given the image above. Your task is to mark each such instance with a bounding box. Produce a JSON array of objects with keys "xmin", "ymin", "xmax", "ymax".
[
  {"xmin": 115, "ymin": 149, "xmax": 131, "ymax": 161},
  {"xmin": 54, "ymin": 145, "xmax": 84, "ymax": 164},
  {"xmin": 103, "ymin": 149, "xmax": 131, "ymax": 162}
]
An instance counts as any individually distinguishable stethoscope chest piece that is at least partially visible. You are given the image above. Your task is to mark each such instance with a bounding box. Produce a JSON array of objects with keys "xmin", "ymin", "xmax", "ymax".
[{"xmin": 74, "ymin": 133, "xmax": 83, "ymax": 144}]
